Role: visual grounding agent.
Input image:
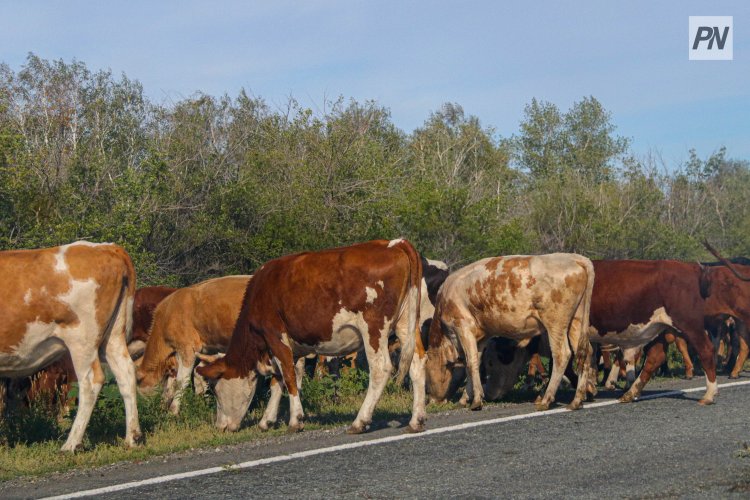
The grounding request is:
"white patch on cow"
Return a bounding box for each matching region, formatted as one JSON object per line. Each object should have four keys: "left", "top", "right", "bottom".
{"left": 591, "top": 307, "right": 674, "bottom": 349}
{"left": 387, "top": 238, "right": 404, "bottom": 248}
{"left": 23, "top": 289, "right": 32, "bottom": 305}
{"left": 427, "top": 259, "right": 448, "bottom": 271}
{"left": 365, "top": 286, "right": 377, "bottom": 304}
{"left": 703, "top": 376, "right": 718, "bottom": 402}
{"left": 0, "top": 321, "right": 67, "bottom": 376}
{"left": 377, "top": 280, "right": 384, "bottom": 288}
{"left": 54, "top": 245, "right": 69, "bottom": 273}
{"left": 301, "top": 307, "right": 366, "bottom": 356}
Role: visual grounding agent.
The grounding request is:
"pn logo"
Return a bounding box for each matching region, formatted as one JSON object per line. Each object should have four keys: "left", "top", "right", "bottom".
{"left": 689, "top": 16, "right": 733, "bottom": 60}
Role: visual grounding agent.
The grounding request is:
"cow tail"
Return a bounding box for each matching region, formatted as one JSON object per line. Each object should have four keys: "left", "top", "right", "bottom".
{"left": 393, "top": 239, "right": 423, "bottom": 384}
{"left": 574, "top": 257, "right": 595, "bottom": 376}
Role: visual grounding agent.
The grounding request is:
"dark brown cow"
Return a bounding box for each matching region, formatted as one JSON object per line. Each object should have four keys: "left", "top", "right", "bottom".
{"left": 129, "top": 286, "right": 178, "bottom": 360}
{"left": 0, "top": 241, "right": 140, "bottom": 451}
{"left": 197, "top": 239, "right": 425, "bottom": 434}
{"left": 586, "top": 260, "right": 719, "bottom": 404}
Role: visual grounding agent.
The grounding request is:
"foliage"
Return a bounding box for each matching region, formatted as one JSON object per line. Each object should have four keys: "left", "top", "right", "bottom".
{"left": 2, "top": 55, "right": 746, "bottom": 284}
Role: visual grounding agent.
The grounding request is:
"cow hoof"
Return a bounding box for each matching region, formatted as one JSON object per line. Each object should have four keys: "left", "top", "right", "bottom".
{"left": 346, "top": 423, "right": 367, "bottom": 434}
{"left": 619, "top": 393, "right": 635, "bottom": 403}
{"left": 287, "top": 423, "right": 304, "bottom": 433}
{"left": 534, "top": 401, "right": 550, "bottom": 411}
{"left": 684, "top": 374, "right": 694, "bottom": 380}
{"left": 60, "top": 442, "right": 83, "bottom": 453}
{"left": 729, "top": 374, "right": 739, "bottom": 380}
{"left": 566, "top": 400, "right": 583, "bottom": 411}
{"left": 125, "top": 431, "right": 143, "bottom": 448}
{"left": 406, "top": 422, "right": 425, "bottom": 433}
{"left": 470, "top": 401, "right": 483, "bottom": 411}
{"left": 698, "top": 398, "right": 715, "bottom": 406}
{"left": 604, "top": 384, "right": 615, "bottom": 390}
{"left": 259, "top": 421, "right": 272, "bottom": 431}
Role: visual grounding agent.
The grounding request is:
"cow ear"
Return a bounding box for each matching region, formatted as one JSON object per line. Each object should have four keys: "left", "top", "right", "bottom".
{"left": 196, "top": 359, "right": 227, "bottom": 380}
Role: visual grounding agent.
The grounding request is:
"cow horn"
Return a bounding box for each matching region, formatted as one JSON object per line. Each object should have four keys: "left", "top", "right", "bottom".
{"left": 195, "top": 352, "right": 224, "bottom": 364}
{"left": 703, "top": 239, "right": 750, "bottom": 281}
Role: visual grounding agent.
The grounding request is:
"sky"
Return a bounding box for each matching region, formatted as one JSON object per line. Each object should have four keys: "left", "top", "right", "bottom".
{"left": 1, "top": 1, "right": 748, "bottom": 166}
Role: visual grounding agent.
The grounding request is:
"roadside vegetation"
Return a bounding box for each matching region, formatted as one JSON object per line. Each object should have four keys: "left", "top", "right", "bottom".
{"left": 1, "top": 54, "right": 749, "bottom": 480}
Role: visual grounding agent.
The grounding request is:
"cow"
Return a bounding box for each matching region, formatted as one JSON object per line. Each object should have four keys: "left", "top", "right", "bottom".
{"left": 129, "top": 286, "right": 178, "bottom": 360}
{"left": 425, "top": 253, "right": 595, "bottom": 412}
{"left": 196, "top": 239, "right": 425, "bottom": 434}
{"left": 0, "top": 241, "right": 141, "bottom": 451}
{"left": 585, "top": 258, "right": 748, "bottom": 405}
{"left": 136, "top": 275, "right": 252, "bottom": 414}
{"left": 0, "top": 285, "right": 175, "bottom": 419}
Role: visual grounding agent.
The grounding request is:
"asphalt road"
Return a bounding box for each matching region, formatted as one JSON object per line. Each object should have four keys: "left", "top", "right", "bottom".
{"left": 4, "top": 375, "right": 750, "bottom": 499}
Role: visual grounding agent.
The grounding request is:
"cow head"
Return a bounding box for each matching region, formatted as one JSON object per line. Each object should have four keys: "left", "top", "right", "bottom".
{"left": 195, "top": 354, "right": 258, "bottom": 432}
{"left": 425, "top": 331, "right": 460, "bottom": 403}
{"left": 136, "top": 355, "right": 177, "bottom": 395}
{"left": 482, "top": 338, "right": 530, "bottom": 401}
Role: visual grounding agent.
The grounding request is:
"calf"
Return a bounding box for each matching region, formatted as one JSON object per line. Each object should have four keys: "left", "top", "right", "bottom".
{"left": 197, "top": 239, "right": 425, "bottom": 434}
{"left": 0, "top": 241, "right": 140, "bottom": 451}
{"left": 425, "top": 253, "right": 594, "bottom": 411}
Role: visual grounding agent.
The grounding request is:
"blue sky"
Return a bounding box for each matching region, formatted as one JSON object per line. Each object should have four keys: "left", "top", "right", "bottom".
{"left": 1, "top": 1, "right": 748, "bottom": 165}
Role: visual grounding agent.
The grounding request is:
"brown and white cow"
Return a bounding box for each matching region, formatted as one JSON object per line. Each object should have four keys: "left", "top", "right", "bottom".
{"left": 0, "top": 241, "right": 141, "bottom": 451}
{"left": 136, "top": 275, "right": 251, "bottom": 414}
{"left": 196, "top": 239, "right": 425, "bottom": 434}
{"left": 425, "top": 254, "right": 594, "bottom": 412}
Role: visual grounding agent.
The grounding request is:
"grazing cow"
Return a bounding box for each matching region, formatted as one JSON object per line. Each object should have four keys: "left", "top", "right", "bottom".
{"left": 129, "top": 286, "right": 178, "bottom": 360}
{"left": 0, "top": 241, "right": 140, "bottom": 451}
{"left": 425, "top": 254, "right": 594, "bottom": 411}
{"left": 196, "top": 239, "right": 425, "bottom": 434}
{"left": 136, "top": 275, "right": 251, "bottom": 414}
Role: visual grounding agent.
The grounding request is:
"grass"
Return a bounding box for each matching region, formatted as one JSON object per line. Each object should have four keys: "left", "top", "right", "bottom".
{"left": 1, "top": 353, "right": 747, "bottom": 483}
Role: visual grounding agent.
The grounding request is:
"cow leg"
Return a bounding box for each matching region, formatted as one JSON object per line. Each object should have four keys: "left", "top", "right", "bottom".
{"left": 604, "top": 355, "right": 620, "bottom": 390}
{"left": 621, "top": 347, "right": 640, "bottom": 388}
{"left": 674, "top": 337, "right": 693, "bottom": 379}
{"left": 259, "top": 375, "right": 283, "bottom": 431}
{"left": 294, "top": 357, "right": 306, "bottom": 391}
{"left": 102, "top": 327, "right": 142, "bottom": 448}
{"left": 61, "top": 355, "right": 105, "bottom": 452}
{"left": 167, "top": 352, "right": 196, "bottom": 415}
{"left": 536, "top": 328, "right": 571, "bottom": 411}
{"left": 730, "top": 323, "right": 749, "bottom": 379}
{"left": 620, "top": 337, "right": 667, "bottom": 403}
{"left": 264, "top": 333, "right": 304, "bottom": 432}
{"left": 458, "top": 329, "right": 484, "bottom": 411}
{"left": 349, "top": 331, "right": 393, "bottom": 434}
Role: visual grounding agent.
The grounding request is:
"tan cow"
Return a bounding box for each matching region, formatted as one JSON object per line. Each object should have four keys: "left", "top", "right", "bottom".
{"left": 426, "top": 254, "right": 594, "bottom": 412}
{"left": 0, "top": 241, "right": 141, "bottom": 451}
{"left": 136, "top": 275, "right": 251, "bottom": 414}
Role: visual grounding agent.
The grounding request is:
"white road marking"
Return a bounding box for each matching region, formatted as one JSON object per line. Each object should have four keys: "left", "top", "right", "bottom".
{"left": 43, "top": 380, "right": 750, "bottom": 499}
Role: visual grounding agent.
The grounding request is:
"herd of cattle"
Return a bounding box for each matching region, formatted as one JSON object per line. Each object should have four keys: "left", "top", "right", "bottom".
{"left": 0, "top": 239, "right": 749, "bottom": 451}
